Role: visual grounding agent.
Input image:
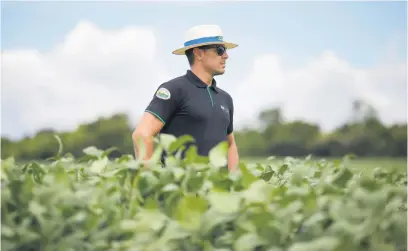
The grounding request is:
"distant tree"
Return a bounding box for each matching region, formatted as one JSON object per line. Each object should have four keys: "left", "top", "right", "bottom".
{"left": 351, "top": 98, "right": 379, "bottom": 123}
{"left": 258, "top": 107, "right": 284, "bottom": 127}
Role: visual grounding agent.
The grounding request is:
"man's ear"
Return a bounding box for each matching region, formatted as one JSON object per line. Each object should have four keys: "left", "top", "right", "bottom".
{"left": 193, "top": 48, "right": 202, "bottom": 61}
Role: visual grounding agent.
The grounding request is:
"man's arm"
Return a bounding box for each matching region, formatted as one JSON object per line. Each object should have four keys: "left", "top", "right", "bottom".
{"left": 132, "top": 112, "right": 164, "bottom": 161}
{"left": 132, "top": 82, "right": 181, "bottom": 162}
{"left": 227, "top": 132, "right": 239, "bottom": 171}
{"left": 226, "top": 95, "right": 238, "bottom": 171}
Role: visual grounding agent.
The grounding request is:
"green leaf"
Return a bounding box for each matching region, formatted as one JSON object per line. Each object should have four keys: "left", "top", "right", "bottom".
{"left": 101, "top": 146, "right": 119, "bottom": 158}
{"left": 120, "top": 219, "right": 139, "bottom": 231}
{"left": 234, "top": 233, "right": 267, "bottom": 251}
{"left": 155, "top": 220, "right": 190, "bottom": 244}
{"left": 1, "top": 225, "right": 15, "bottom": 238}
{"left": 209, "top": 141, "right": 228, "bottom": 168}
{"left": 175, "top": 194, "right": 209, "bottom": 231}
{"left": 168, "top": 135, "right": 195, "bottom": 154}
{"left": 169, "top": 167, "right": 184, "bottom": 182}
{"left": 184, "top": 145, "right": 199, "bottom": 164}
{"left": 83, "top": 146, "right": 104, "bottom": 158}
{"left": 288, "top": 236, "right": 341, "bottom": 251}
{"left": 359, "top": 177, "right": 382, "bottom": 191}
{"left": 116, "top": 153, "right": 133, "bottom": 163}
{"left": 121, "top": 209, "right": 168, "bottom": 233}
{"left": 278, "top": 164, "right": 289, "bottom": 175}
{"left": 162, "top": 183, "right": 179, "bottom": 192}
{"left": 89, "top": 157, "right": 109, "bottom": 174}
{"left": 199, "top": 208, "right": 236, "bottom": 238}
{"left": 183, "top": 167, "right": 206, "bottom": 193}
{"left": 159, "top": 133, "right": 177, "bottom": 150}
{"left": 242, "top": 180, "right": 272, "bottom": 205}
{"left": 260, "top": 165, "right": 275, "bottom": 181}
{"left": 28, "top": 200, "right": 46, "bottom": 217}
{"left": 138, "top": 171, "right": 160, "bottom": 196}
{"left": 159, "top": 166, "right": 174, "bottom": 184}
{"left": 239, "top": 163, "right": 258, "bottom": 188}
{"left": 207, "top": 190, "right": 241, "bottom": 213}
{"left": 332, "top": 167, "right": 353, "bottom": 188}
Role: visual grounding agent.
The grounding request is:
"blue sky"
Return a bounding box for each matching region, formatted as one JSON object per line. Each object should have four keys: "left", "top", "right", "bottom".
{"left": 1, "top": 1, "right": 407, "bottom": 139}
{"left": 3, "top": 1, "right": 406, "bottom": 67}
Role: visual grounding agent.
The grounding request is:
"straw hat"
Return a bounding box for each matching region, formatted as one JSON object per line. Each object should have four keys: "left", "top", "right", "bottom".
{"left": 172, "top": 24, "right": 238, "bottom": 55}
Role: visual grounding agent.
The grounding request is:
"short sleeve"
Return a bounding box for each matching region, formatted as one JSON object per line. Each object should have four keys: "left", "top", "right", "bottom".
{"left": 145, "top": 82, "right": 181, "bottom": 124}
{"left": 227, "top": 95, "right": 234, "bottom": 135}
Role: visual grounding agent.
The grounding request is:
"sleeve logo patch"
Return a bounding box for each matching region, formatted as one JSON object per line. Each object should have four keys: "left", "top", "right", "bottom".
{"left": 156, "top": 87, "right": 171, "bottom": 100}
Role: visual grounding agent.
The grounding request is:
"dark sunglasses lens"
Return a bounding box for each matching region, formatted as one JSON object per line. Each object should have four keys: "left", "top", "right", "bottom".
{"left": 217, "top": 46, "right": 226, "bottom": 56}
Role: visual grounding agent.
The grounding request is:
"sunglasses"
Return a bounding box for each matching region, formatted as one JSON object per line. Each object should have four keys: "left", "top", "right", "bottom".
{"left": 199, "top": 45, "right": 226, "bottom": 56}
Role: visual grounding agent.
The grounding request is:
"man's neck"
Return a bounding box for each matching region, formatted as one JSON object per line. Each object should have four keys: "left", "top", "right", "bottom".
{"left": 191, "top": 66, "right": 213, "bottom": 86}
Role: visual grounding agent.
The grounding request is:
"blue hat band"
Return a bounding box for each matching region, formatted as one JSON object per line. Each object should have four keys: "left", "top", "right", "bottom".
{"left": 184, "top": 36, "right": 224, "bottom": 47}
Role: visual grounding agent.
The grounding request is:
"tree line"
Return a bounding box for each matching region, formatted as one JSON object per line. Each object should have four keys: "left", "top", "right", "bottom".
{"left": 1, "top": 100, "right": 406, "bottom": 161}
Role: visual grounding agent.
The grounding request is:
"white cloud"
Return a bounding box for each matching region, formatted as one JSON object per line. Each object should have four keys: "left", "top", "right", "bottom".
{"left": 2, "top": 20, "right": 172, "bottom": 139}
{"left": 2, "top": 20, "right": 406, "bottom": 139}
{"left": 229, "top": 50, "right": 406, "bottom": 131}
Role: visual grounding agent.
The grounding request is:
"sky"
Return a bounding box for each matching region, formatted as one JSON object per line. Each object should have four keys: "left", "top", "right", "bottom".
{"left": 1, "top": 1, "right": 407, "bottom": 140}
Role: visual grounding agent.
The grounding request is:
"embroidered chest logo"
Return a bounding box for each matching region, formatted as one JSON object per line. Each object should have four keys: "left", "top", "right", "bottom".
{"left": 220, "top": 105, "right": 229, "bottom": 114}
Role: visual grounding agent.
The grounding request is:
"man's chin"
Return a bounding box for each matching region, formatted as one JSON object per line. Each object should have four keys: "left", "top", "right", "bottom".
{"left": 213, "top": 69, "right": 225, "bottom": 76}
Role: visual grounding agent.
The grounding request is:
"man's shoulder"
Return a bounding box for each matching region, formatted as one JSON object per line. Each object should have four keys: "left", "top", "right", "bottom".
{"left": 159, "top": 74, "right": 188, "bottom": 90}
{"left": 154, "top": 75, "right": 188, "bottom": 101}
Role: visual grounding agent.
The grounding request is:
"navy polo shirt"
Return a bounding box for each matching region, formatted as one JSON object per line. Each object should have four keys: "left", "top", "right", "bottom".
{"left": 145, "top": 70, "right": 234, "bottom": 158}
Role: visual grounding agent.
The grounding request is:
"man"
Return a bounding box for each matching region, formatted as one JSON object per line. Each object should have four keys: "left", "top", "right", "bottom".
{"left": 132, "top": 24, "right": 239, "bottom": 171}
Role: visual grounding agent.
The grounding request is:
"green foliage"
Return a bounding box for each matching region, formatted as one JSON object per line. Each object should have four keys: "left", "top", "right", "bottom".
{"left": 2, "top": 136, "right": 407, "bottom": 251}
{"left": 2, "top": 100, "right": 407, "bottom": 161}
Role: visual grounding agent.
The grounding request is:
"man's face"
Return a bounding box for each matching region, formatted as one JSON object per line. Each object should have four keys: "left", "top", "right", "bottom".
{"left": 197, "top": 45, "right": 229, "bottom": 76}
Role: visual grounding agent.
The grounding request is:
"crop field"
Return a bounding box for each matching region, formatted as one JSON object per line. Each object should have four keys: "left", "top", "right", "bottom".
{"left": 1, "top": 136, "right": 407, "bottom": 251}
{"left": 242, "top": 157, "right": 407, "bottom": 173}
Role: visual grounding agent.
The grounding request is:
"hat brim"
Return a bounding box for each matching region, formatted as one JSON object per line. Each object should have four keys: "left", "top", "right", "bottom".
{"left": 172, "top": 41, "right": 238, "bottom": 55}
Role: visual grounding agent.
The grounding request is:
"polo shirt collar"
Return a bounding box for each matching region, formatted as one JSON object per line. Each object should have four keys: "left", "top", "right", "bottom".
{"left": 186, "top": 70, "right": 219, "bottom": 92}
